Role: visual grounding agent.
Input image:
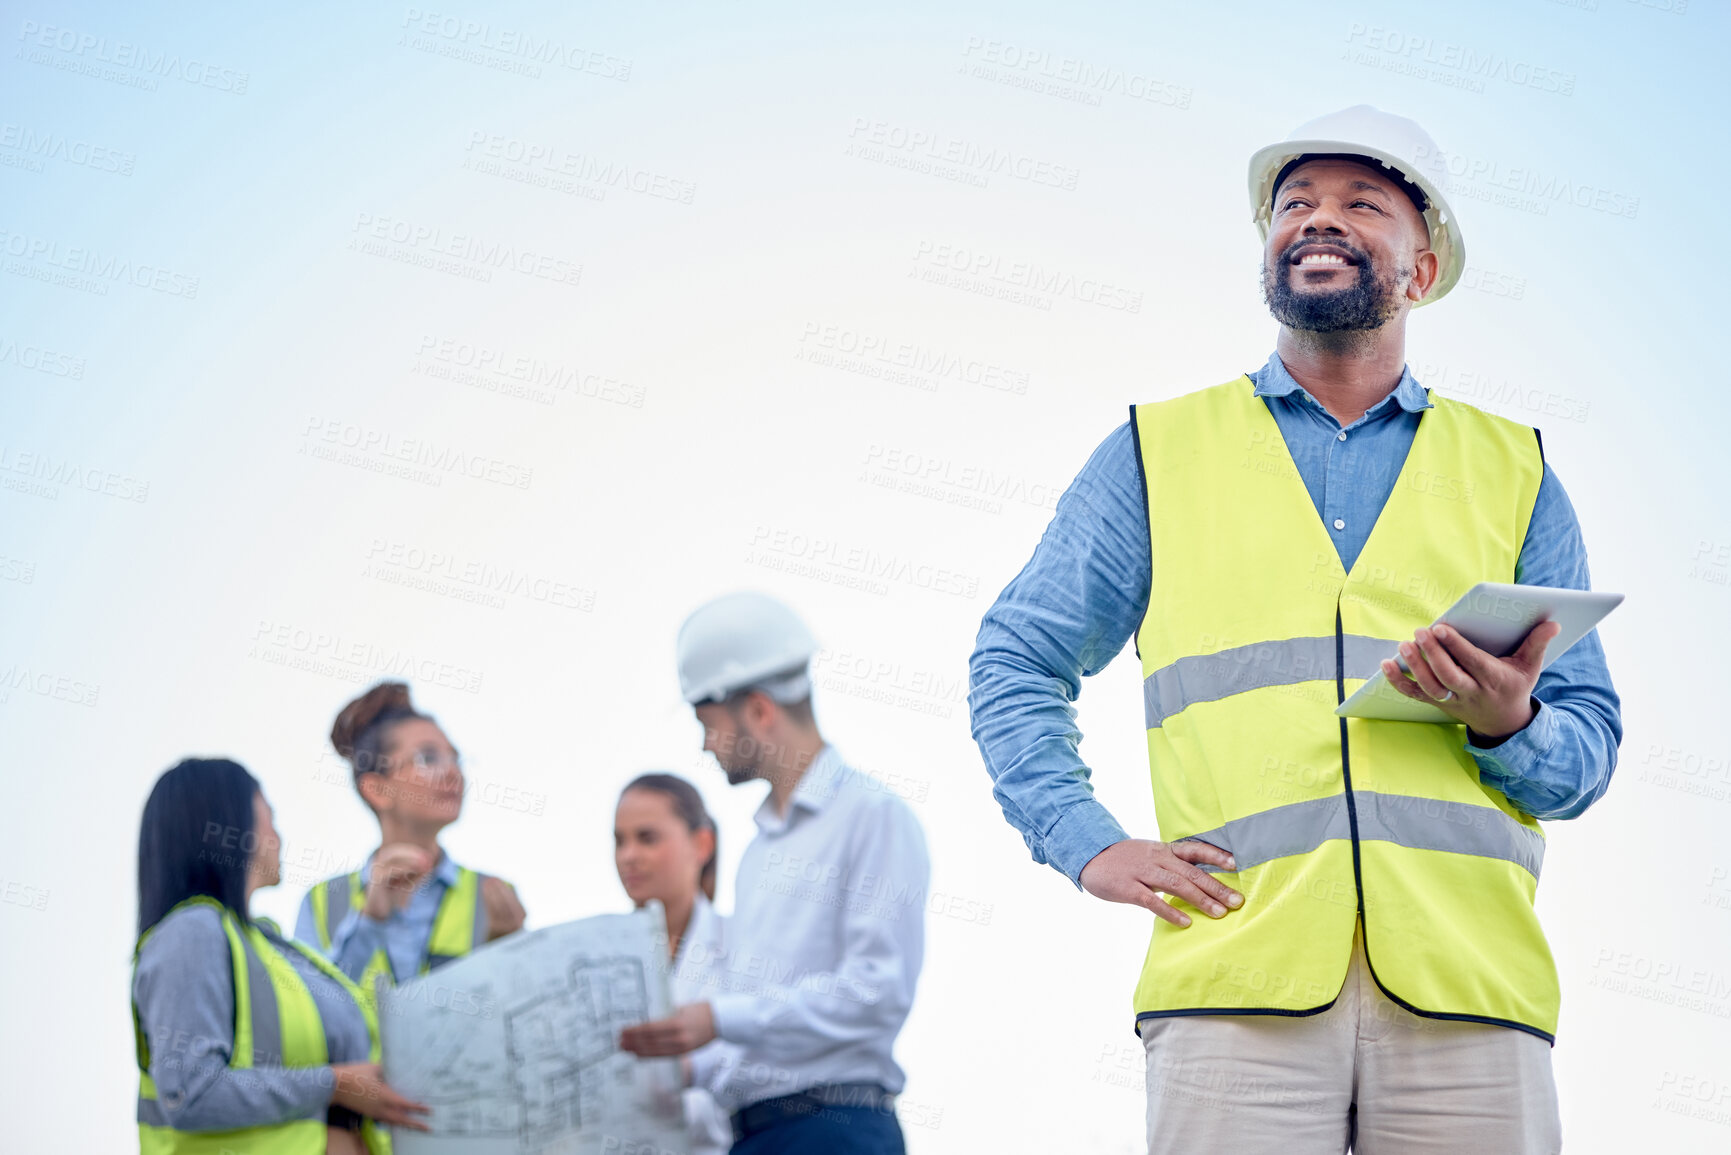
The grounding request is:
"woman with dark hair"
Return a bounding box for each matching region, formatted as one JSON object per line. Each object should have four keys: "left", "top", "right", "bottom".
{"left": 294, "top": 681, "right": 524, "bottom": 990}
{"left": 615, "top": 773, "right": 734, "bottom": 1155}
{"left": 132, "top": 757, "right": 429, "bottom": 1154}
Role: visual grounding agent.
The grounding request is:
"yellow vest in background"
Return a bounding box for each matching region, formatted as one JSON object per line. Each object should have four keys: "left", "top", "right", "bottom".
{"left": 308, "top": 865, "right": 486, "bottom": 994}
{"left": 1130, "top": 377, "right": 1557, "bottom": 1039}
{"left": 133, "top": 897, "right": 390, "bottom": 1154}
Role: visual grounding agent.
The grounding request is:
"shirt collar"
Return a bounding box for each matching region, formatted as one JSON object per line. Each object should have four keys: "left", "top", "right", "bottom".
{"left": 1252, "top": 352, "right": 1432, "bottom": 415}
{"left": 752, "top": 745, "right": 843, "bottom": 832}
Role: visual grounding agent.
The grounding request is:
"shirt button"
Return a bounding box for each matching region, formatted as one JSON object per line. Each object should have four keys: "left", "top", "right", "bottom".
{"left": 1337, "top": 430, "right": 1347, "bottom": 441}
{"left": 1333, "top": 518, "right": 1346, "bottom": 531}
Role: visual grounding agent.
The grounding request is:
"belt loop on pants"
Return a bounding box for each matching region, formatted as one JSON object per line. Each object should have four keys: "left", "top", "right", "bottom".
{"left": 730, "top": 1082, "right": 897, "bottom": 1143}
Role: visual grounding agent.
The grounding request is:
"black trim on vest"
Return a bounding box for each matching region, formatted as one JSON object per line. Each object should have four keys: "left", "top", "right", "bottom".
{"left": 1334, "top": 607, "right": 1367, "bottom": 923}
{"left": 1128, "top": 404, "right": 1151, "bottom": 662}
{"left": 1135, "top": 1002, "right": 1339, "bottom": 1034}
{"left": 1129, "top": 390, "right": 1557, "bottom": 1044}
{"left": 1337, "top": 611, "right": 1558, "bottom": 1047}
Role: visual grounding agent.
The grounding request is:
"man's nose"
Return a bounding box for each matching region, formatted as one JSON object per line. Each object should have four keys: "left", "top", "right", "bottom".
{"left": 1301, "top": 198, "right": 1349, "bottom": 235}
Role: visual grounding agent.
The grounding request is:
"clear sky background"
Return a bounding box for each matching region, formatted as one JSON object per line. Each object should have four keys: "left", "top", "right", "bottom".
{"left": 3, "top": 1, "right": 1728, "bottom": 1151}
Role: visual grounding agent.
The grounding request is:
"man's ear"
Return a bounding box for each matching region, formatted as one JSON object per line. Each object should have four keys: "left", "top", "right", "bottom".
{"left": 744, "top": 690, "right": 776, "bottom": 730}
{"left": 1407, "top": 247, "right": 1440, "bottom": 302}
{"left": 357, "top": 772, "right": 392, "bottom": 813}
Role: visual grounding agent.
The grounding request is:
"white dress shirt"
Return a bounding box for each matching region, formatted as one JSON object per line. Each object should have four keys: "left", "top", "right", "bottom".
{"left": 708, "top": 745, "right": 930, "bottom": 1111}
{"left": 671, "top": 893, "right": 737, "bottom": 1154}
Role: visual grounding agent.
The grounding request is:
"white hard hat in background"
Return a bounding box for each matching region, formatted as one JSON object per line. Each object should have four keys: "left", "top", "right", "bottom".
{"left": 1247, "top": 104, "right": 1465, "bottom": 305}
{"left": 676, "top": 591, "right": 818, "bottom": 706}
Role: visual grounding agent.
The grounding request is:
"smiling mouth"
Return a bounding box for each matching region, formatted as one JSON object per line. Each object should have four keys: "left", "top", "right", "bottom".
{"left": 1291, "top": 249, "right": 1358, "bottom": 268}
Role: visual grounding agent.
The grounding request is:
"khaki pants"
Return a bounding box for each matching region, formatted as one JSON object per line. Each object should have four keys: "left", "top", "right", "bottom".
{"left": 1138, "top": 923, "right": 1562, "bottom": 1154}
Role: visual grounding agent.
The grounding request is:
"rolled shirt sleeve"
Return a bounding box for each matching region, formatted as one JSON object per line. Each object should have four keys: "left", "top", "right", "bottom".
{"left": 968, "top": 422, "right": 1146, "bottom": 886}
{"left": 1467, "top": 462, "right": 1623, "bottom": 818}
{"left": 133, "top": 906, "right": 334, "bottom": 1132}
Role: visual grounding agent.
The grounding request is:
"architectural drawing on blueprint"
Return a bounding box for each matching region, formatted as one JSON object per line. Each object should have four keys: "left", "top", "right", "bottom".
{"left": 507, "top": 956, "right": 650, "bottom": 1149}
{"left": 382, "top": 904, "right": 688, "bottom": 1155}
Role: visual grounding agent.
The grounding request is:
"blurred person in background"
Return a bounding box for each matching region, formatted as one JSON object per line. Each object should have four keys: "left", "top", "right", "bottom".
{"left": 621, "top": 591, "right": 929, "bottom": 1155}
{"left": 614, "top": 772, "right": 736, "bottom": 1155}
{"left": 133, "top": 757, "right": 429, "bottom": 1154}
{"left": 295, "top": 681, "right": 524, "bottom": 991}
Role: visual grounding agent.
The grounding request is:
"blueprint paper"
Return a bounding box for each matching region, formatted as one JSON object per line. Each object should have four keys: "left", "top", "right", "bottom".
{"left": 380, "top": 904, "right": 690, "bottom": 1155}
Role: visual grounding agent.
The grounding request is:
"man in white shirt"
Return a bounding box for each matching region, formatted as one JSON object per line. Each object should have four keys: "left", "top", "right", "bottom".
{"left": 621, "top": 591, "right": 929, "bottom": 1154}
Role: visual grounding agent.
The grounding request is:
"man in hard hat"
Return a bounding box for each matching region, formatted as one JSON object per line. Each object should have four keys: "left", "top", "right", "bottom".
{"left": 969, "top": 106, "right": 1619, "bottom": 1153}
{"left": 621, "top": 591, "right": 930, "bottom": 1155}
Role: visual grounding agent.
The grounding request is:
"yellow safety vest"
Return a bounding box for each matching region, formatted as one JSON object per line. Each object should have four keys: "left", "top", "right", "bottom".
{"left": 1130, "top": 377, "right": 1558, "bottom": 1040}
{"left": 133, "top": 897, "right": 391, "bottom": 1154}
{"left": 308, "top": 865, "right": 487, "bottom": 995}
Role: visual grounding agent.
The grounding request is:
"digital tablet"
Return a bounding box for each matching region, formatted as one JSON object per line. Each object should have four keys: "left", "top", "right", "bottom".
{"left": 1335, "top": 582, "right": 1623, "bottom": 723}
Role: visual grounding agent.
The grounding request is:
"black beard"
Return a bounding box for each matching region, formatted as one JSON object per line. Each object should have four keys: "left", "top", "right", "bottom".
{"left": 1262, "top": 242, "right": 1406, "bottom": 333}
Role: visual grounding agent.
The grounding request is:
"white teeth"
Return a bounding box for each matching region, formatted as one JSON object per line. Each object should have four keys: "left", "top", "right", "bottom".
{"left": 1298, "top": 253, "right": 1348, "bottom": 265}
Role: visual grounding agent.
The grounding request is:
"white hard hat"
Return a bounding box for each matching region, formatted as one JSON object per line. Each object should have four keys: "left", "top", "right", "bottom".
{"left": 1247, "top": 104, "right": 1464, "bottom": 305}
{"left": 676, "top": 591, "right": 818, "bottom": 706}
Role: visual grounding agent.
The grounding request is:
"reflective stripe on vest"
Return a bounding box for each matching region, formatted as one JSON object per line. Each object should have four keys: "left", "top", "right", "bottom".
{"left": 1130, "top": 377, "right": 1559, "bottom": 1040}
{"left": 133, "top": 899, "right": 326, "bottom": 1154}
{"left": 310, "top": 865, "right": 487, "bottom": 988}
{"left": 133, "top": 899, "right": 391, "bottom": 1155}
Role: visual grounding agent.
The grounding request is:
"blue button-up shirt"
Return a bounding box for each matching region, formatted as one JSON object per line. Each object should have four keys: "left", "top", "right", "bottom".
{"left": 294, "top": 850, "right": 465, "bottom": 982}
{"left": 967, "top": 353, "right": 1622, "bottom": 887}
